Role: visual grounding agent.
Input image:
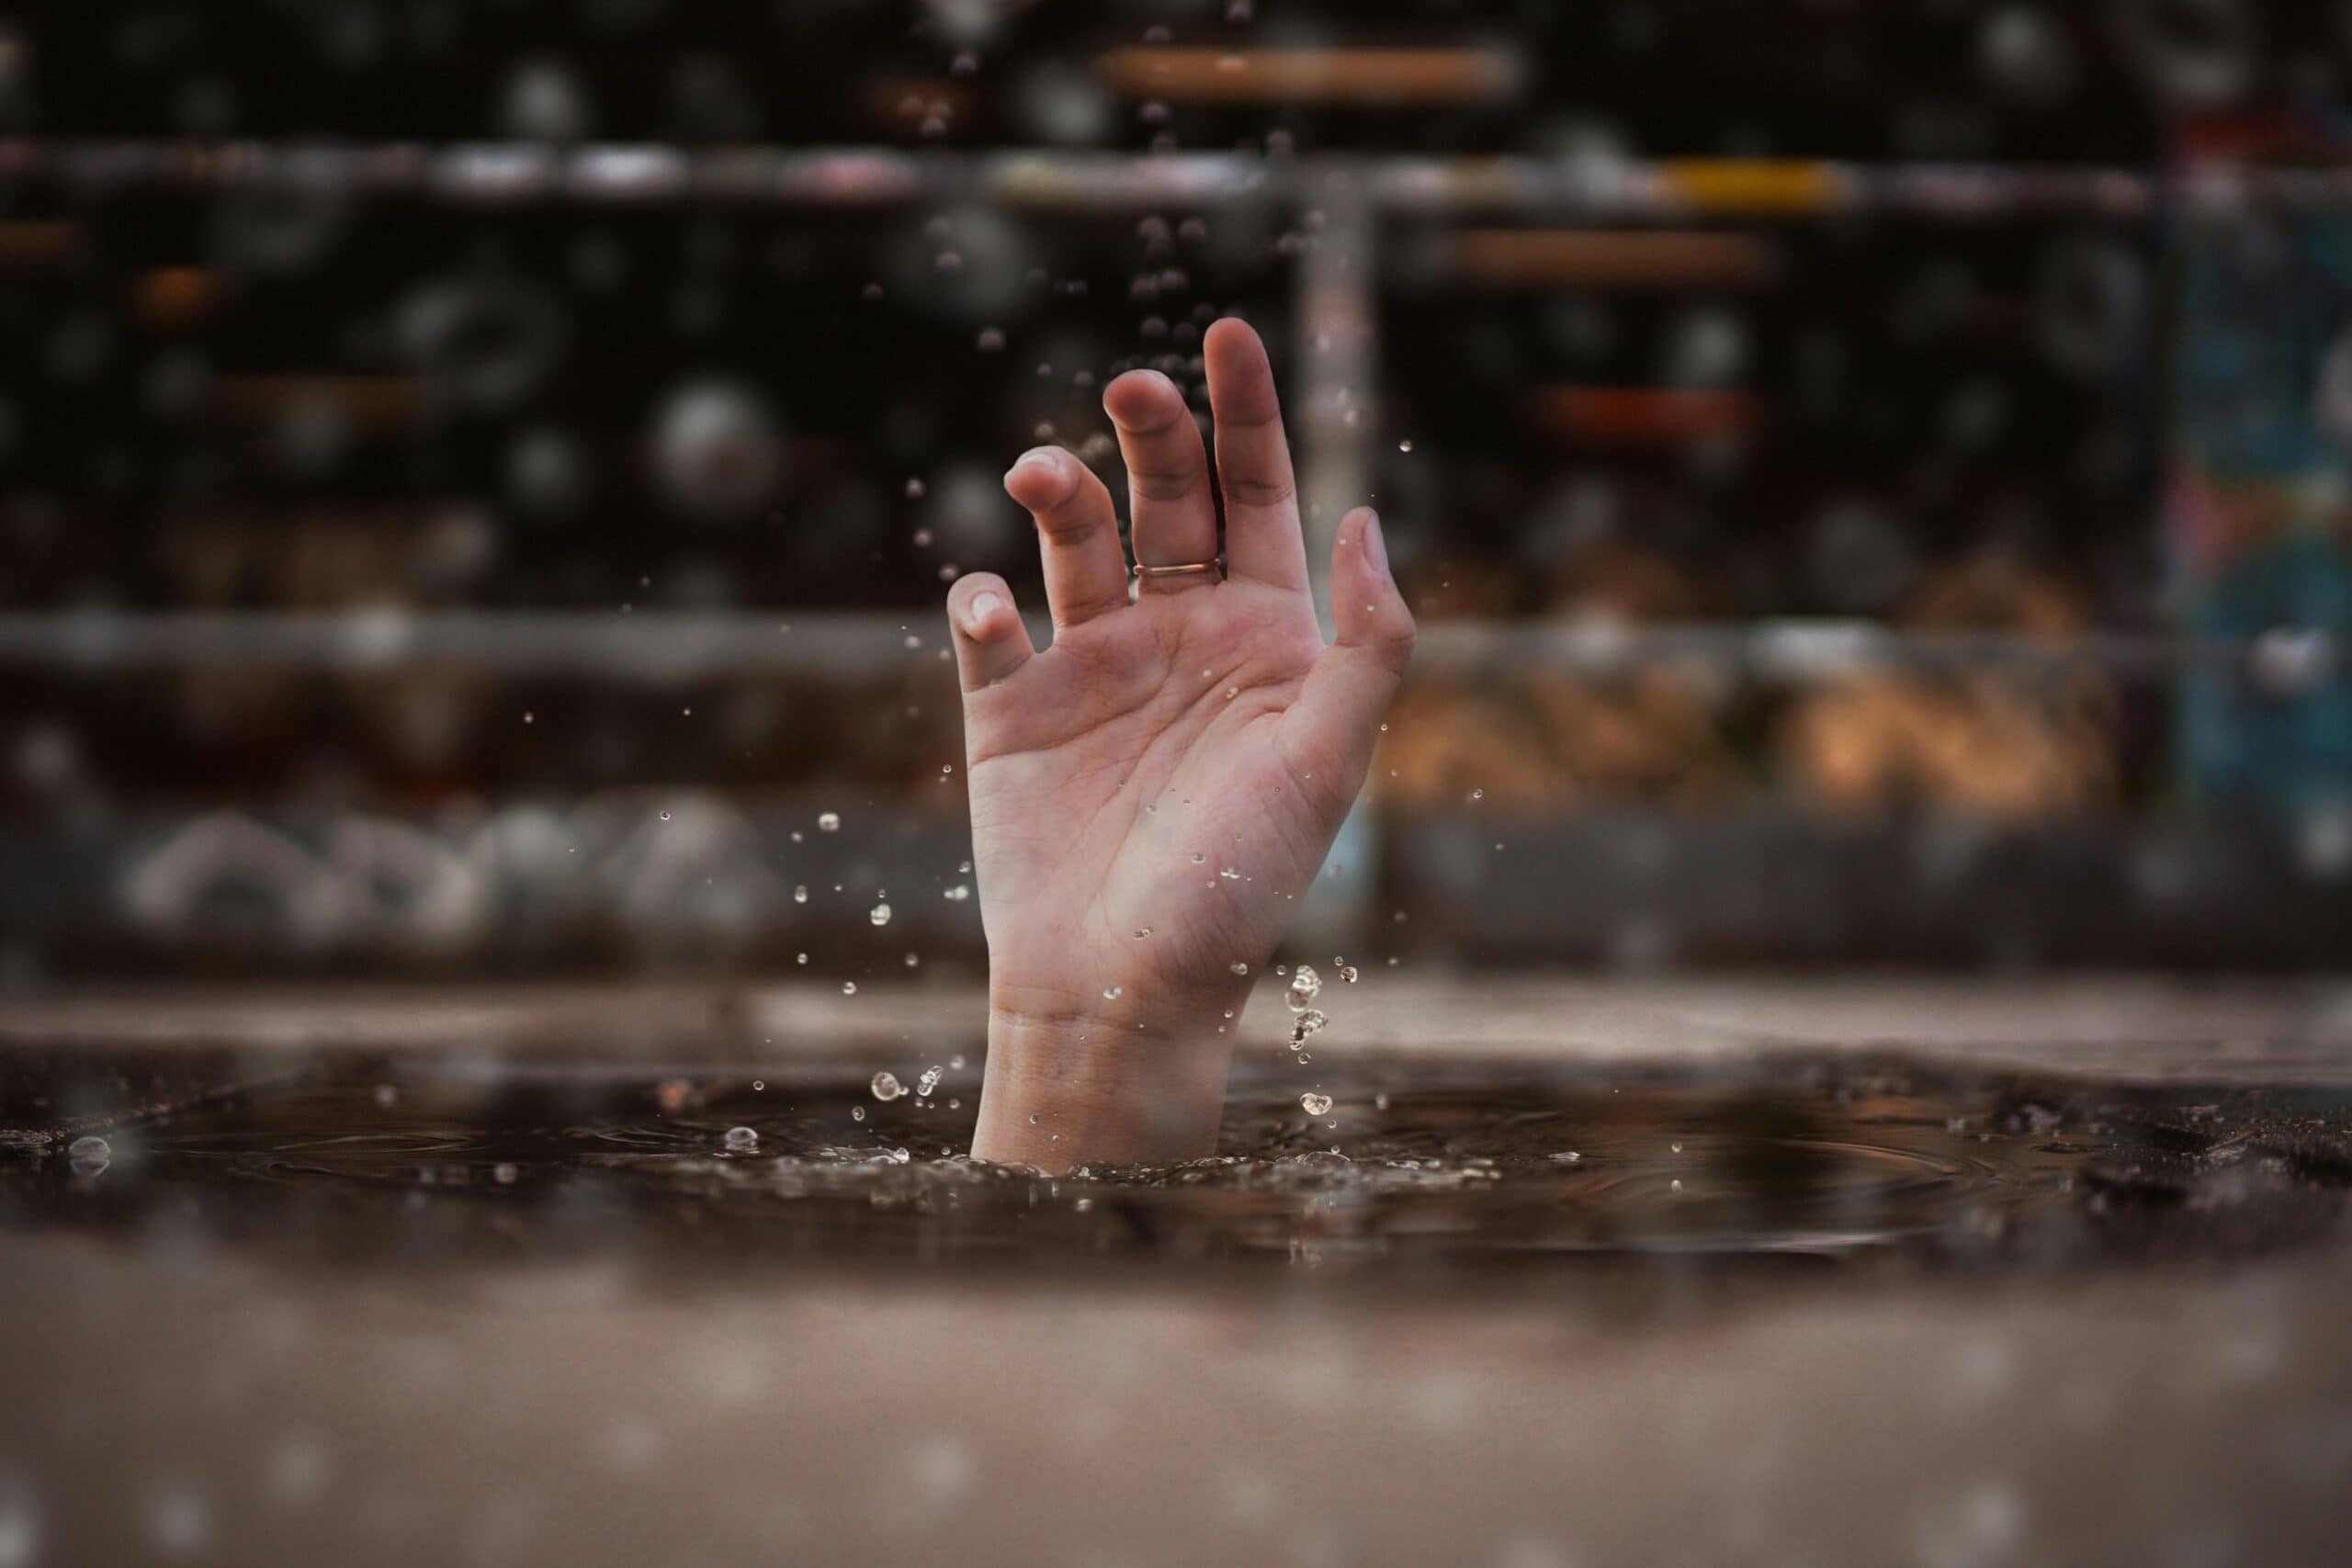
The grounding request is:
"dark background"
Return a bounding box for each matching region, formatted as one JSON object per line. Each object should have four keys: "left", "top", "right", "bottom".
{"left": 2, "top": 0, "right": 2348, "bottom": 977}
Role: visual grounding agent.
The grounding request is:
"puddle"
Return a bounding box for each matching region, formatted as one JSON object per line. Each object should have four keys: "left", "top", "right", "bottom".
{"left": 6, "top": 1049, "right": 2348, "bottom": 1292}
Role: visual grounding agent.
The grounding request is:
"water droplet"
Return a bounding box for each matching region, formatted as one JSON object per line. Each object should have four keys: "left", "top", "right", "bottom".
{"left": 794, "top": 885, "right": 808, "bottom": 904}
{"left": 723, "top": 1125, "right": 760, "bottom": 1153}
{"left": 1337, "top": 964, "right": 1360, "bottom": 983}
{"left": 1132, "top": 927, "right": 1152, "bottom": 939}
{"left": 949, "top": 1055, "right": 966, "bottom": 1070}
{"left": 841, "top": 981, "right": 858, "bottom": 996}
{"left": 1300, "top": 1093, "right": 1333, "bottom": 1116}
{"left": 1397, "top": 439, "right": 1413, "bottom": 452}
{"left": 1219, "top": 866, "right": 1240, "bottom": 880}
{"left": 67, "top": 1134, "right": 111, "bottom": 1174}
{"left": 818, "top": 811, "right": 841, "bottom": 832}
{"left": 870, "top": 902, "right": 892, "bottom": 927}
{"left": 1191, "top": 852, "right": 1206, "bottom": 863}
{"left": 1229, "top": 961, "right": 1250, "bottom": 976}
{"left": 871, "top": 1072, "right": 903, "bottom": 1101}
{"left": 1469, "top": 788, "right": 1485, "bottom": 802}
{"left": 1670, "top": 1142, "right": 1683, "bottom": 1154}
{"left": 659, "top": 809, "right": 672, "bottom": 821}
{"left": 1289, "top": 1010, "right": 1329, "bottom": 1045}
{"left": 372, "top": 1084, "right": 398, "bottom": 1109}
{"left": 1224, "top": 686, "right": 1239, "bottom": 699}
{"left": 852, "top": 1105, "right": 866, "bottom": 1122}
{"left": 1102, "top": 986, "right": 1124, "bottom": 999}
{"left": 1284, "top": 964, "right": 1323, "bottom": 1011}
{"left": 916, "top": 1066, "right": 944, "bottom": 1097}
{"left": 944, "top": 884, "right": 971, "bottom": 902}
{"left": 1670, "top": 1178, "right": 1684, "bottom": 1193}
{"left": 493, "top": 1162, "right": 518, "bottom": 1184}
{"left": 977, "top": 326, "right": 1005, "bottom": 352}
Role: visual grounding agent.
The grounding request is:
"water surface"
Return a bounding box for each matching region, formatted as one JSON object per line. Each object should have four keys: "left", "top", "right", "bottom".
{"left": 7, "top": 1048, "right": 2348, "bottom": 1295}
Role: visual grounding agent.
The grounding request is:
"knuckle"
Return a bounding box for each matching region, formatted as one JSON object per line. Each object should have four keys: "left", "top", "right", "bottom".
{"left": 1036, "top": 511, "right": 1104, "bottom": 544}
{"left": 1222, "top": 475, "right": 1295, "bottom": 508}
{"left": 1215, "top": 400, "right": 1282, "bottom": 431}
{"left": 1130, "top": 466, "right": 1204, "bottom": 502}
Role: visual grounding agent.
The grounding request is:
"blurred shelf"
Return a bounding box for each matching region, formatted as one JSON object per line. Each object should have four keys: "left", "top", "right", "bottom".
{"left": 2, "top": 140, "right": 2329, "bottom": 218}
{"left": 0, "top": 610, "right": 2335, "bottom": 685}
{"left": 0, "top": 610, "right": 946, "bottom": 681}
{"left": 4, "top": 798, "right": 2346, "bottom": 978}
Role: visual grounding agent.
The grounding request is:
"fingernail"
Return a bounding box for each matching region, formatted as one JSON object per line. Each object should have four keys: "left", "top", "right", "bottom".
{"left": 1005, "top": 448, "right": 1058, "bottom": 483}
{"left": 966, "top": 590, "right": 1004, "bottom": 633}
{"left": 1360, "top": 510, "right": 1389, "bottom": 579}
{"left": 1103, "top": 368, "right": 1179, "bottom": 421}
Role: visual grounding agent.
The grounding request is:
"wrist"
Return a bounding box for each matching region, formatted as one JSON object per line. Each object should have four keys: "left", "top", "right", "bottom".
{"left": 970, "top": 977, "right": 1241, "bottom": 1172}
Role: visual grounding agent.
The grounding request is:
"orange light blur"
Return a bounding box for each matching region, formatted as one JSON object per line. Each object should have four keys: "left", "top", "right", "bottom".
{"left": 1537, "top": 388, "right": 1757, "bottom": 446}
{"left": 211, "top": 377, "right": 425, "bottom": 427}
{"left": 1453, "top": 230, "right": 1777, "bottom": 289}
{"left": 1095, "top": 47, "right": 1517, "bottom": 105}
{"left": 133, "top": 267, "right": 221, "bottom": 327}
{"left": 1657, "top": 160, "right": 1849, "bottom": 215}
{"left": 0, "top": 220, "right": 75, "bottom": 265}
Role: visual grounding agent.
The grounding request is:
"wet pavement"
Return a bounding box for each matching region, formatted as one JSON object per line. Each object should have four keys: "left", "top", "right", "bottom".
{"left": 3, "top": 976, "right": 2349, "bottom": 1565}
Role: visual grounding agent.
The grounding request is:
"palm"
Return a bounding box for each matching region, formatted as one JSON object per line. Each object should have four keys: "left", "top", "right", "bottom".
{"left": 966, "top": 579, "right": 1330, "bottom": 1010}
{"left": 945, "top": 319, "right": 1413, "bottom": 1033}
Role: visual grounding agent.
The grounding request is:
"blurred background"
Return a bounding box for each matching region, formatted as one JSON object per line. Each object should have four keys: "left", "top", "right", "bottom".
{"left": 13, "top": 10, "right": 2352, "bottom": 1568}
{"left": 3, "top": 0, "right": 2351, "bottom": 983}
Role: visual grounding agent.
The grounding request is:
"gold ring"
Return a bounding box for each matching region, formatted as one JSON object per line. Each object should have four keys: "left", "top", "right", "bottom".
{"left": 1132, "top": 558, "right": 1223, "bottom": 580}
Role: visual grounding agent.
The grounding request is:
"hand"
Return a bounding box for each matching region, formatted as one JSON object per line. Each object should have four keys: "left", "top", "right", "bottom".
{"left": 944, "top": 318, "right": 1415, "bottom": 1171}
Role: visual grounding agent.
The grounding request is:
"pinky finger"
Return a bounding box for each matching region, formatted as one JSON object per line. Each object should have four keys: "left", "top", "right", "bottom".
{"left": 946, "top": 572, "right": 1036, "bottom": 691}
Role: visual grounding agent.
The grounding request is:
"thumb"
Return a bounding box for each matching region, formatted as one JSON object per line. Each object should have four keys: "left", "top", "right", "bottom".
{"left": 1282, "top": 507, "right": 1416, "bottom": 799}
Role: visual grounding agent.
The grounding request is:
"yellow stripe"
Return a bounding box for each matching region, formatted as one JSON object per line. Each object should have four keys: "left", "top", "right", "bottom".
{"left": 1658, "top": 161, "right": 1849, "bottom": 215}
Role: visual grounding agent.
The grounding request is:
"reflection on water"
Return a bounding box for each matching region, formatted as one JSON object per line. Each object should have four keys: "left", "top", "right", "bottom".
{"left": 6, "top": 1050, "right": 2347, "bottom": 1288}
